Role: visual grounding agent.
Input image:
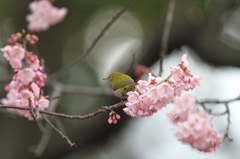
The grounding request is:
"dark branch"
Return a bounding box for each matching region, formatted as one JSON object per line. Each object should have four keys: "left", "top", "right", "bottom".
{"left": 0, "top": 101, "right": 125, "bottom": 120}
{"left": 159, "top": 0, "right": 176, "bottom": 76}
{"left": 28, "top": 99, "right": 37, "bottom": 122}
{"left": 197, "top": 97, "right": 239, "bottom": 142}
{"left": 41, "top": 114, "right": 76, "bottom": 147}
{"left": 197, "top": 96, "right": 240, "bottom": 104}
{"left": 224, "top": 103, "right": 233, "bottom": 142}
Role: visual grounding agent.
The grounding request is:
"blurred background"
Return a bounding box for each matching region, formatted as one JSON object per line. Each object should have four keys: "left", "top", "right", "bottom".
{"left": 0, "top": 0, "right": 240, "bottom": 159}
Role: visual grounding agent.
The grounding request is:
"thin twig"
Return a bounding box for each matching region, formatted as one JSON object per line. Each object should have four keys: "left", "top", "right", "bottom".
{"left": 197, "top": 98, "right": 236, "bottom": 142}
{"left": 0, "top": 101, "right": 125, "bottom": 120}
{"left": 28, "top": 99, "right": 37, "bottom": 122}
{"left": 199, "top": 103, "right": 228, "bottom": 116}
{"left": 224, "top": 103, "right": 233, "bottom": 142}
{"left": 197, "top": 96, "right": 240, "bottom": 104}
{"left": 52, "top": 117, "right": 67, "bottom": 134}
{"left": 159, "top": 0, "right": 176, "bottom": 76}
{"left": 52, "top": 0, "right": 138, "bottom": 79}
{"left": 41, "top": 114, "right": 77, "bottom": 147}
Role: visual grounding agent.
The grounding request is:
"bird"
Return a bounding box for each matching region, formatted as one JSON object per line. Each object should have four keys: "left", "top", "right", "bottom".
{"left": 103, "top": 72, "right": 136, "bottom": 99}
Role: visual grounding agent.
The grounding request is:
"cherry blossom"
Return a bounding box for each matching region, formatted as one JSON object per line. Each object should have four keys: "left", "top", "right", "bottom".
{"left": 26, "top": 0, "right": 68, "bottom": 32}
{"left": 1, "top": 45, "right": 25, "bottom": 69}
{"left": 124, "top": 54, "right": 201, "bottom": 117}
{"left": 0, "top": 33, "right": 49, "bottom": 120}
{"left": 169, "top": 95, "right": 224, "bottom": 152}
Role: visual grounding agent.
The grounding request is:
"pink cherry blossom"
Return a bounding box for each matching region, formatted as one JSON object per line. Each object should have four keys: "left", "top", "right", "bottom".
{"left": 170, "top": 66, "right": 183, "bottom": 80}
{"left": 190, "top": 75, "right": 202, "bottom": 86}
{"left": 136, "top": 80, "right": 149, "bottom": 93}
{"left": 9, "top": 58, "right": 22, "bottom": 69}
{"left": 31, "top": 82, "right": 40, "bottom": 97}
{"left": 26, "top": 54, "right": 40, "bottom": 70}
{"left": 48, "top": 7, "right": 68, "bottom": 25}
{"left": 167, "top": 95, "right": 196, "bottom": 124}
{"left": 27, "top": 13, "right": 50, "bottom": 32}
{"left": 1, "top": 45, "right": 25, "bottom": 69}
{"left": 39, "top": 98, "right": 49, "bottom": 110}
{"left": 174, "top": 111, "right": 224, "bottom": 152}
{"left": 26, "top": 0, "right": 68, "bottom": 32}
{"left": 124, "top": 54, "right": 202, "bottom": 118}
{"left": 17, "top": 68, "right": 36, "bottom": 85}
{"left": 15, "top": 99, "right": 29, "bottom": 107}
{"left": 1, "top": 45, "right": 13, "bottom": 61}
{"left": 1, "top": 33, "right": 49, "bottom": 120}
{"left": 3, "top": 90, "right": 18, "bottom": 105}
{"left": 169, "top": 95, "right": 224, "bottom": 152}
{"left": 157, "top": 83, "right": 174, "bottom": 98}
{"left": 148, "top": 73, "right": 162, "bottom": 85}
{"left": 146, "top": 87, "right": 160, "bottom": 103}
{"left": 9, "top": 81, "right": 21, "bottom": 90}
{"left": 124, "top": 98, "right": 158, "bottom": 117}
{"left": 181, "top": 54, "right": 189, "bottom": 69}
{"left": 19, "top": 89, "right": 34, "bottom": 100}
{"left": 12, "top": 46, "right": 25, "bottom": 60}
{"left": 127, "top": 91, "right": 141, "bottom": 104}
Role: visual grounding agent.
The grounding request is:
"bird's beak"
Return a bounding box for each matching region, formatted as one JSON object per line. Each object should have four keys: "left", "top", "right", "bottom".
{"left": 103, "top": 78, "right": 107, "bottom": 80}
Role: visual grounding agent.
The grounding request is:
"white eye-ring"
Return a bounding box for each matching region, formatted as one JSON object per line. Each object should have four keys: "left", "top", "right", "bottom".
{"left": 109, "top": 76, "right": 112, "bottom": 80}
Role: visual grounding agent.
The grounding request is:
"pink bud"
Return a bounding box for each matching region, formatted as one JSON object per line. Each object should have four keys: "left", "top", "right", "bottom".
{"left": 112, "top": 115, "right": 116, "bottom": 120}
{"left": 8, "top": 34, "right": 18, "bottom": 44}
{"left": 30, "top": 35, "right": 39, "bottom": 45}
{"left": 108, "top": 117, "right": 113, "bottom": 124}
{"left": 112, "top": 119, "right": 117, "bottom": 124}
{"left": 115, "top": 114, "right": 121, "bottom": 120}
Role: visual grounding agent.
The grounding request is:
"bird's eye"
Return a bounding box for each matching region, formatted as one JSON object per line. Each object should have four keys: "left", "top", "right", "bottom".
{"left": 109, "top": 76, "right": 112, "bottom": 80}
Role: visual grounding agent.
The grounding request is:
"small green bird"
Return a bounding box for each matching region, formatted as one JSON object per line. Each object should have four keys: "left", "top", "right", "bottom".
{"left": 103, "top": 72, "right": 136, "bottom": 99}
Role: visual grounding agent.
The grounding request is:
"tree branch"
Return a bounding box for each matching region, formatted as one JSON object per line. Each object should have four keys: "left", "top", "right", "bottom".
{"left": 159, "top": 0, "right": 176, "bottom": 76}
{"left": 197, "top": 96, "right": 239, "bottom": 142}
{"left": 0, "top": 101, "right": 125, "bottom": 120}
{"left": 28, "top": 99, "right": 37, "bottom": 122}
{"left": 41, "top": 114, "right": 76, "bottom": 147}
{"left": 224, "top": 103, "right": 232, "bottom": 142}
{"left": 197, "top": 96, "right": 240, "bottom": 104}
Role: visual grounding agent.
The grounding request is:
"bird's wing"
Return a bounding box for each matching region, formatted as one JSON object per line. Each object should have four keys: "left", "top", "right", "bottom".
{"left": 113, "top": 76, "right": 135, "bottom": 90}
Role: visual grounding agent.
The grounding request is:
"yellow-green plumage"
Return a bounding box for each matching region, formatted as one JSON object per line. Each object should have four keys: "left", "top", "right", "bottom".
{"left": 103, "top": 72, "right": 136, "bottom": 99}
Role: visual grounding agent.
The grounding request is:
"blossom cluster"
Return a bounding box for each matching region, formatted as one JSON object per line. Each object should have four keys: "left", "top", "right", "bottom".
{"left": 26, "top": 0, "right": 68, "bottom": 32}
{"left": 0, "top": 33, "right": 49, "bottom": 120}
{"left": 168, "top": 95, "right": 224, "bottom": 152}
{"left": 123, "top": 54, "right": 201, "bottom": 117}
{"left": 108, "top": 110, "right": 121, "bottom": 124}
{"left": 123, "top": 54, "right": 223, "bottom": 152}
